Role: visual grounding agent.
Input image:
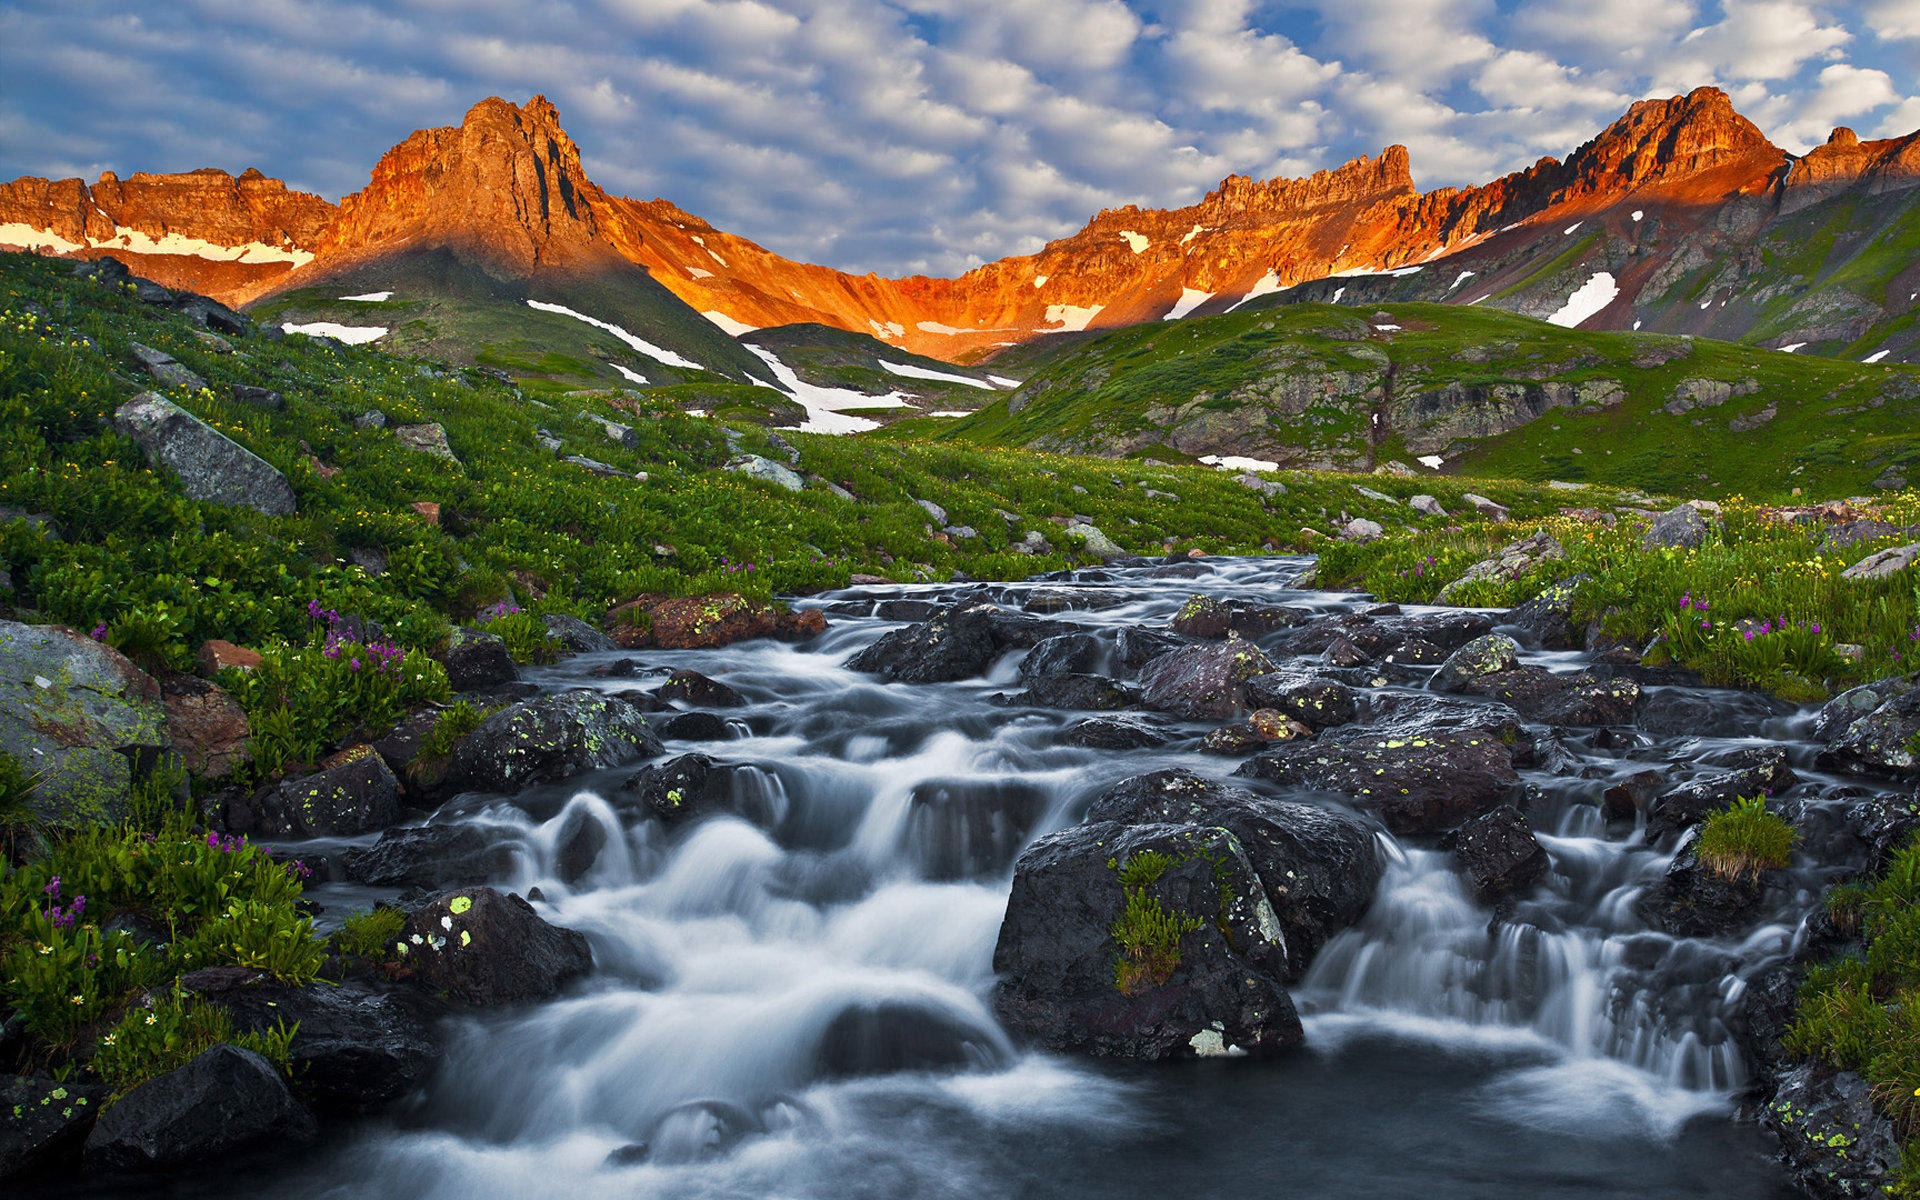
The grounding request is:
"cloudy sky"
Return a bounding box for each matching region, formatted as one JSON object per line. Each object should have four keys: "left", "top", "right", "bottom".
{"left": 2, "top": 1, "right": 1915, "bottom": 276}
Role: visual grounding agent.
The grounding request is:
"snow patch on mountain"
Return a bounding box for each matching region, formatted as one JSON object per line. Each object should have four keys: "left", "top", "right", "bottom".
{"left": 1227, "top": 270, "right": 1283, "bottom": 312}
{"left": 1118, "top": 231, "right": 1149, "bottom": 253}
{"left": 701, "top": 310, "right": 758, "bottom": 337}
{"left": 879, "top": 360, "right": 995, "bottom": 390}
{"left": 1546, "top": 272, "right": 1618, "bottom": 328}
{"left": 1163, "top": 288, "right": 1212, "bottom": 321}
{"left": 1044, "top": 304, "right": 1103, "bottom": 331}
{"left": 341, "top": 291, "right": 392, "bottom": 302}
{"left": 525, "top": 300, "right": 707, "bottom": 371}
{"left": 745, "top": 345, "right": 911, "bottom": 435}
{"left": 282, "top": 322, "right": 386, "bottom": 344}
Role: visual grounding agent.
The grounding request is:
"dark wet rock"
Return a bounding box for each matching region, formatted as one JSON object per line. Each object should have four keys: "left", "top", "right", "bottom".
{"left": 1062, "top": 716, "right": 1173, "bottom": 750}
{"left": 1, "top": 1074, "right": 103, "bottom": 1182}
{"left": 1019, "top": 631, "right": 1106, "bottom": 679}
{"left": 183, "top": 970, "right": 439, "bottom": 1114}
{"left": 1198, "top": 724, "right": 1269, "bottom": 756}
{"left": 1819, "top": 676, "right": 1920, "bottom": 779}
{"left": 1641, "top": 504, "right": 1714, "bottom": 550}
{"left": 1502, "top": 576, "right": 1589, "bottom": 650}
{"left": 620, "top": 753, "right": 780, "bottom": 827}
{"left": 904, "top": 778, "right": 1047, "bottom": 880}
{"left": 656, "top": 711, "right": 734, "bottom": 741}
{"left": 1636, "top": 842, "right": 1774, "bottom": 937}
{"left": 995, "top": 674, "right": 1141, "bottom": 711}
{"left": 1732, "top": 963, "right": 1801, "bottom": 1079}
{"left": 1138, "top": 637, "right": 1277, "bottom": 720}
{"left": 1168, "top": 595, "right": 1311, "bottom": 639}
{"left": 1243, "top": 670, "right": 1358, "bottom": 730}
{"left": 1465, "top": 666, "right": 1643, "bottom": 727}
{"left": 542, "top": 614, "right": 616, "bottom": 654}
{"left": 849, "top": 602, "right": 1065, "bottom": 683}
{"left": 1387, "top": 635, "right": 1448, "bottom": 666}
{"left": 1394, "top": 611, "right": 1499, "bottom": 653}
{"left": 875, "top": 599, "right": 940, "bottom": 622}
{"left": 1282, "top": 614, "right": 1402, "bottom": 662}
{"left": 1115, "top": 626, "right": 1185, "bottom": 668}
{"left": 1433, "top": 634, "right": 1521, "bottom": 692}
{"left": 1085, "top": 769, "right": 1380, "bottom": 976}
{"left": 1238, "top": 725, "right": 1524, "bottom": 836}
{"left": 1603, "top": 769, "right": 1668, "bottom": 821}
{"left": 397, "top": 888, "right": 591, "bottom": 1006}
{"left": 1638, "top": 688, "right": 1792, "bottom": 738}
{"left": 1441, "top": 805, "right": 1547, "bottom": 901}
{"left": 993, "top": 820, "right": 1302, "bottom": 1060}
{"left": 245, "top": 747, "right": 402, "bottom": 838}
{"left": 438, "top": 626, "right": 517, "bottom": 692}
{"left": 342, "top": 824, "right": 515, "bottom": 888}
{"left": 817, "top": 1000, "right": 1007, "bottom": 1079}
{"left": 1812, "top": 675, "right": 1916, "bottom": 743}
{"left": 1761, "top": 1062, "right": 1902, "bottom": 1199}
{"left": 84, "top": 1044, "right": 315, "bottom": 1172}
{"left": 0, "top": 618, "right": 167, "bottom": 827}
{"left": 658, "top": 669, "right": 744, "bottom": 708}
{"left": 112, "top": 392, "right": 295, "bottom": 516}
{"left": 446, "top": 690, "right": 662, "bottom": 792}
{"left": 1646, "top": 748, "right": 1798, "bottom": 840}
{"left": 554, "top": 807, "right": 610, "bottom": 883}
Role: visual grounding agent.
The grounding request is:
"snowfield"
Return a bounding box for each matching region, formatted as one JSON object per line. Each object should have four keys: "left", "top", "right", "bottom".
{"left": 1546, "top": 272, "right": 1618, "bottom": 328}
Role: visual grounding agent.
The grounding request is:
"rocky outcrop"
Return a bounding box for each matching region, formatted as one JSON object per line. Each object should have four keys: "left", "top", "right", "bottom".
{"left": 849, "top": 602, "right": 1064, "bottom": 683}
{"left": 112, "top": 393, "right": 296, "bottom": 517}
{"left": 1, "top": 1075, "right": 103, "bottom": 1182}
{"left": 396, "top": 888, "right": 592, "bottom": 1006}
{"left": 1137, "top": 638, "right": 1277, "bottom": 720}
{"left": 0, "top": 620, "right": 168, "bottom": 826}
{"left": 1238, "top": 724, "right": 1524, "bottom": 835}
{"left": 84, "top": 1044, "right": 315, "bottom": 1172}
{"left": 445, "top": 690, "right": 663, "bottom": 792}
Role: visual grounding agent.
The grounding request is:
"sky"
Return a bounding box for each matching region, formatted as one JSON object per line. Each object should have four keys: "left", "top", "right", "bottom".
{"left": 1, "top": 1, "right": 1915, "bottom": 277}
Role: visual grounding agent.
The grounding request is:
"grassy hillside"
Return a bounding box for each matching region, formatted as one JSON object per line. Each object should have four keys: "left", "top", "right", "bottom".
{"left": 0, "top": 250, "right": 1604, "bottom": 676}
{"left": 945, "top": 301, "right": 1920, "bottom": 498}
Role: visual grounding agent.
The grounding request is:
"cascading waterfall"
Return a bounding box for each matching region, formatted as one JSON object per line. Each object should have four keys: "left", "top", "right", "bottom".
{"left": 202, "top": 558, "right": 1806, "bottom": 1200}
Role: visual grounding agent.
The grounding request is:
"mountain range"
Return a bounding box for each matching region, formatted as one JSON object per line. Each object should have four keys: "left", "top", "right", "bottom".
{"left": 2, "top": 87, "right": 1915, "bottom": 374}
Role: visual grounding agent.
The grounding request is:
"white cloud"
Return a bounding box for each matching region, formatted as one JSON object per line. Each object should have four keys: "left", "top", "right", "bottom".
{"left": 1751, "top": 62, "right": 1901, "bottom": 151}
{"left": 1873, "top": 96, "right": 1920, "bottom": 138}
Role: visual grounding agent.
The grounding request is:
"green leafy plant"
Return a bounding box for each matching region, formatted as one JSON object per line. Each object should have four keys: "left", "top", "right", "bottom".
{"left": 1107, "top": 850, "right": 1202, "bottom": 995}
{"left": 1694, "top": 794, "right": 1796, "bottom": 879}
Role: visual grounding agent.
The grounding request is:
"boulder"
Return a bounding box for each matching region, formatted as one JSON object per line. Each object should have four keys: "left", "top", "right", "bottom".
{"left": 1646, "top": 748, "right": 1799, "bottom": 839}
{"left": 1243, "top": 670, "right": 1358, "bottom": 730}
{"left": 1238, "top": 725, "right": 1524, "bottom": 835}
{"left": 1502, "top": 576, "right": 1588, "bottom": 650}
{"left": 655, "top": 711, "right": 735, "bottom": 741}
{"left": 1116, "top": 626, "right": 1185, "bottom": 667}
{"left": 1461, "top": 493, "right": 1510, "bottom": 521}
{"left": 1433, "top": 633, "right": 1522, "bottom": 691}
{"left": 993, "top": 820, "right": 1302, "bottom": 1060}
{"left": 1635, "top": 843, "right": 1773, "bottom": 937}
{"left": 1409, "top": 494, "right": 1447, "bottom": 518}
{"left": 174, "top": 295, "right": 249, "bottom": 336}
{"left": 183, "top": 970, "right": 439, "bottom": 1114}
{"left": 1168, "top": 595, "right": 1311, "bottom": 639}
{"left": 611, "top": 594, "right": 823, "bottom": 651}
{"left": 1434, "top": 532, "right": 1565, "bottom": 604}
{"left": 127, "top": 342, "right": 207, "bottom": 391}
{"left": 1065, "top": 522, "right": 1125, "bottom": 560}
{"left": 112, "top": 392, "right": 296, "bottom": 516}
{"left": 1019, "top": 632, "right": 1107, "bottom": 679}
{"left": 849, "top": 602, "right": 1065, "bottom": 683}
{"left": 541, "top": 614, "right": 616, "bottom": 654}
{"left": 1198, "top": 724, "right": 1270, "bottom": 756}
{"left": 0, "top": 1075, "right": 103, "bottom": 1182}
{"left": 1641, "top": 504, "right": 1712, "bottom": 550}
{"left": 1762, "top": 1063, "right": 1903, "bottom": 1199}
{"left": 1137, "top": 637, "right": 1277, "bottom": 720}
{"left": 244, "top": 748, "right": 402, "bottom": 838}
{"left": 394, "top": 423, "right": 458, "bottom": 462}
{"left": 1840, "top": 541, "right": 1920, "bottom": 581}
{"left": 914, "top": 498, "right": 949, "bottom": 524}
{"left": 228, "top": 385, "right": 285, "bottom": 411}
{"left": 438, "top": 626, "right": 517, "bottom": 692}
{"left": 725, "top": 454, "right": 803, "bottom": 491}
{"left": 1447, "top": 663, "right": 1643, "bottom": 727}
{"left": 554, "top": 807, "right": 609, "bottom": 883}
{"left": 816, "top": 1000, "right": 1007, "bottom": 1080}
{"left": 446, "top": 690, "right": 662, "bottom": 792}
{"left": 1339, "top": 518, "right": 1384, "bottom": 542}
{"left": 1820, "top": 677, "right": 1920, "bottom": 779}
{"left": 84, "top": 1045, "right": 315, "bottom": 1172}
{"left": 995, "top": 674, "right": 1141, "bottom": 711}
{"left": 1084, "top": 770, "right": 1380, "bottom": 977}
{"left": 0, "top": 620, "right": 168, "bottom": 826}
{"left": 158, "top": 674, "right": 248, "bottom": 780}
{"left": 1813, "top": 674, "right": 1917, "bottom": 742}
{"left": 1442, "top": 805, "right": 1547, "bottom": 901}
{"left": 396, "top": 888, "right": 592, "bottom": 1006}
{"left": 342, "top": 824, "right": 515, "bottom": 888}
{"left": 619, "top": 753, "right": 781, "bottom": 828}
{"left": 657, "top": 669, "right": 744, "bottom": 708}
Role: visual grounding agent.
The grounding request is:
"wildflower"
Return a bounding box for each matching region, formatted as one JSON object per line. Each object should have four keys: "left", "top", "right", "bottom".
{"left": 90, "top": 622, "right": 107, "bottom": 640}
{"left": 43, "top": 877, "right": 60, "bottom": 897}
{"left": 144, "top": 1014, "right": 156, "bottom": 1026}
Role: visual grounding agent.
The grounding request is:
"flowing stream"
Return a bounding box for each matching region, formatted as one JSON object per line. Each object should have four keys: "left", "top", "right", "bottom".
{"left": 220, "top": 556, "right": 1812, "bottom": 1198}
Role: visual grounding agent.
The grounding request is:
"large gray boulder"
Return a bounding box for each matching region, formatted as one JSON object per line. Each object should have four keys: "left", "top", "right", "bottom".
{"left": 0, "top": 620, "right": 168, "bottom": 826}
{"left": 1641, "top": 503, "right": 1713, "bottom": 550}
{"left": 446, "top": 689, "right": 663, "bottom": 792}
{"left": 1841, "top": 542, "right": 1920, "bottom": 581}
{"left": 1434, "top": 531, "right": 1564, "bottom": 603}
{"left": 112, "top": 392, "right": 295, "bottom": 516}
{"left": 725, "top": 455, "right": 803, "bottom": 492}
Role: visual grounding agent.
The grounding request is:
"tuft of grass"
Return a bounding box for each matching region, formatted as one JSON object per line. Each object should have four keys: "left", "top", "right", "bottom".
{"left": 332, "top": 905, "right": 407, "bottom": 961}
{"left": 1107, "top": 850, "right": 1202, "bottom": 995}
{"left": 1694, "top": 794, "right": 1796, "bottom": 879}
{"left": 91, "top": 982, "right": 296, "bottom": 1101}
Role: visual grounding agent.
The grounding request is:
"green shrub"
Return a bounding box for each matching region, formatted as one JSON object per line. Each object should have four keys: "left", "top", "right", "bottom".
{"left": 176, "top": 898, "right": 327, "bottom": 983}
{"left": 1694, "top": 795, "right": 1796, "bottom": 879}
{"left": 332, "top": 906, "right": 406, "bottom": 961}
{"left": 92, "top": 983, "right": 295, "bottom": 1100}
{"left": 479, "top": 608, "right": 560, "bottom": 664}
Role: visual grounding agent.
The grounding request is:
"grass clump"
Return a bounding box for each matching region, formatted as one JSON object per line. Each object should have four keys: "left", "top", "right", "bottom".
{"left": 417, "top": 700, "right": 493, "bottom": 762}
{"left": 1694, "top": 795, "right": 1796, "bottom": 879}
{"left": 332, "top": 905, "right": 407, "bottom": 962}
{"left": 1786, "top": 833, "right": 1920, "bottom": 1193}
{"left": 1108, "top": 850, "right": 1203, "bottom": 995}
